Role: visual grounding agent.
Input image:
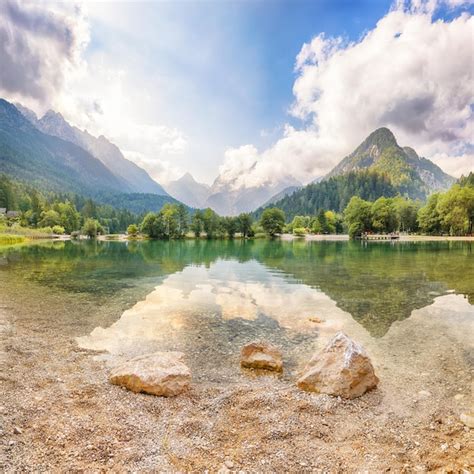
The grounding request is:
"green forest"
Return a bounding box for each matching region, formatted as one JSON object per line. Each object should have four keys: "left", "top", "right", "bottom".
{"left": 1, "top": 172, "right": 473, "bottom": 241}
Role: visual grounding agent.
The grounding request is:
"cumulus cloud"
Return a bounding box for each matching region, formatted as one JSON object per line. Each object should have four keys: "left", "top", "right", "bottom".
{"left": 221, "top": 0, "right": 473, "bottom": 188}
{"left": 0, "top": 1, "right": 189, "bottom": 185}
{"left": 0, "top": 0, "right": 88, "bottom": 106}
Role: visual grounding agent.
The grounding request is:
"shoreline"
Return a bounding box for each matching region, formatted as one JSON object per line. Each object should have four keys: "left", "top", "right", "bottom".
{"left": 1, "top": 233, "right": 473, "bottom": 247}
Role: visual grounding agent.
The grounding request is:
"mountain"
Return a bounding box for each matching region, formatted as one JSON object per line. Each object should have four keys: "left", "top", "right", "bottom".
{"left": 0, "top": 99, "right": 129, "bottom": 195}
{"left": 326, "top": 127, "right": 455, "bottom": 196}
{"left": 165, "top": 172, "right": 210, "bottom": 208}
{"left": 205, "top": 171, "right": 302, "bottom": 215}
{"left": 262, "top": 185, "right": 302, "bottom": 207}
{"left": 16, "top": 105, "right": 168, "bottom": 196}
{"left": 255, "top": 128, "right": 455, "bottom": 220}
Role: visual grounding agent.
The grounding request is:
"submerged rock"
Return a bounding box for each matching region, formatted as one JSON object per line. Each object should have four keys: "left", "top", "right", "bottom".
{"left": 240, "top": 341, "right": 283, "bottom": 372}
{"left": 109, "top": 351, "right": 191, "bottom": 397}
{"left": 297, "top": 332, "right": 378, "bottom": 399}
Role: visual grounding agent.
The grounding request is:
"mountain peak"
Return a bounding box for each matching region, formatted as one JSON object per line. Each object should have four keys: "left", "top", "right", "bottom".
{"left": 179, "top": 172, "right": 196, "bottom": 182}
{"left": 42, "top": 109, "right": 66, "bottom": 122}
{"left": 355, "top": 127, "right": 398, "bottom": 155}
{"left": 326, "top": 127, "right": 455, "bottom": 197}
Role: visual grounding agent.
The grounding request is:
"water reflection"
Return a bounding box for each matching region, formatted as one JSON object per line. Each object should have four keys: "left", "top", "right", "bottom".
{"left": 77, "top": 260, "right": 348, "bottom": 379}
{"left": 77, "top": 258, "right": 474, "bottom": 387}
{"left": 1, "top": 239, "right": 472, "bottom": 338}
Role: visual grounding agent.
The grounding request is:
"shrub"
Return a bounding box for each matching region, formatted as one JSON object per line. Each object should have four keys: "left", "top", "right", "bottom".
{"left": 52, "top": 225, "right": 65, "bottom": 235}
{"left": 293, "top": 227, "right": 306, "bottom": 236}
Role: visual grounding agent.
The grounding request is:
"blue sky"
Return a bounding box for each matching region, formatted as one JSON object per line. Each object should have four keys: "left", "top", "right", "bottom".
{"left": 84, "top": 0, "right": 397, "bottom": 182}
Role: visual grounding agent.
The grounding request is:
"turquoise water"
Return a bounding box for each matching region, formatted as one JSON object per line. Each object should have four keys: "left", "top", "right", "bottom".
{"left": 1, "top": 239, "right": 472, "bottom": 333}
{"left": 1, "top": 239, "right": 472, "bottom": 380}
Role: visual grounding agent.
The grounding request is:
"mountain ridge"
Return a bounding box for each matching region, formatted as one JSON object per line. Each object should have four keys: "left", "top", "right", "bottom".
{"left": 16, "top": 104, "right": 169, "bottom": 196}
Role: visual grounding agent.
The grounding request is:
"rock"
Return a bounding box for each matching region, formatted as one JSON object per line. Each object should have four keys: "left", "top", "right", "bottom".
{"left": 460, "top": 412, "right": 474, "bottom": 428}
{"left": 109, "top": 352, "right": 191, "bottom": 397}
{"left": 224, "top": 460, "right": 234, "bottom": 468}
{"left": 240, "top": 341, "right": 283, "bottom": 372}
{"left": 13, "top": 426, "right": 22, "bottom": 435}
{"left": 297, "top": 332, "right": 378, "bottom": 399}
{"left": 418, "top": 390, "right": 431, "bottom": 398}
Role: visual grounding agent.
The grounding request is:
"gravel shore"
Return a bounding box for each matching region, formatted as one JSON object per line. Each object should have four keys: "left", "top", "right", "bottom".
{"left": 1, "top": 271, "right": 473, "bottom": 471}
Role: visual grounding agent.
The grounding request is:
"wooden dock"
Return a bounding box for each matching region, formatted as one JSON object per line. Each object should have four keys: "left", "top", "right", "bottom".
{"left": 359, "top": 233, "right": 400, "bottom": 240}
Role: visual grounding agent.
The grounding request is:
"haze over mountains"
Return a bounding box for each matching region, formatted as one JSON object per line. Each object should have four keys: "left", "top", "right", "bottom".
{"left": 0, "top": 98, "right": 458, "bottom": 217}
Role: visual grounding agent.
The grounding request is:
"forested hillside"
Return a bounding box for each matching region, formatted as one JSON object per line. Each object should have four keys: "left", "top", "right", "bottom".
{"left": 254, "top": 170, "right": 397, "bottom": 220}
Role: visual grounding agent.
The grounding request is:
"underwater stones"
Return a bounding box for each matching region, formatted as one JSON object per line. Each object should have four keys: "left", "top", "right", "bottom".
{"left": 297, "top": 332, "right": 378, "bottom": 399}
{"left": 109, "top": 352, "right": 191, "bottom": 397}
{"left": 240, "top": 341, "right": 283, "bottom": 372}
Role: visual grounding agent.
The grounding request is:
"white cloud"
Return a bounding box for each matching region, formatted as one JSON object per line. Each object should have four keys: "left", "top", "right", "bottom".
{"left": 430, "top": 153, "right": 474, "bottom": 177}
{"left": 0, "top": 0, "right": 89, "bottom": 108}
{"left": 0, "top": 0, "right": 188, "bottom": 185}
{"left": 220, "top": 0, "right": 473, "bottom": 188}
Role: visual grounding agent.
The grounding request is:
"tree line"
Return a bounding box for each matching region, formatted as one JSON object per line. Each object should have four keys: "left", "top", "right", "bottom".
{"left": 0, "top": 175, "right": 137, "bottom": 236}
{"left": 2, "top": 172, "right": 472, "bottom": 240}
{"left": 344, "top": 174, "right": 473, "bottom": 238}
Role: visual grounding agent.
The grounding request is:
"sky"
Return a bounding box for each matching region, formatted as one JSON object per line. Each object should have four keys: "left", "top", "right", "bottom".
{"left": 0, "top": 0, "right": 473, "bottom": 186}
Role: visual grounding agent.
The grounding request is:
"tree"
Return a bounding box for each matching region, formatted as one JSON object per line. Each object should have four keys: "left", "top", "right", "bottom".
{"left": 55, "top": 201, "right": 81, "bottom": 233}
{"left": 176, "top": 204, "right": 189, "bottom": 237}
{"left": 52, "top": 225, "right": 65, "bottom": 235}
{"left": 344, "top": 196, "right": 372, "bottom": 238}
{"left": 417, "top": 194, "right": 442, "bottom": 235}
{"left": 191, "top": 210, "right": 203, "bottom": 238}
{"left": 223, "top": 216, "right": 238, "bottom": 239}
{"left": 436, "top": 184, "right": 474, "bottom": 235}
{"left": 260, "top": 208, "right": 285, "bottom": 237}
{"left": 237, "top": 213, "right": 253, "bottom": 238}
{"left": 393, "top": 197, "right": 419, "bottom": 232}
{"left": 371, "top": 197, "right": 398, "bottom": 233}
{"left": 127, "top": 224, "right": 139, "bottom": 236}
{"left": 202, "top": 208, "right": 219, "bottom": 239}
{"left": 82, "top": 218, "right": 103, "bottom": 238}
{"left": 39, "top": 209, "right": 61, "bottom": 228}
{"left": 161, "top": 204, "right": 179, "bottom": 239}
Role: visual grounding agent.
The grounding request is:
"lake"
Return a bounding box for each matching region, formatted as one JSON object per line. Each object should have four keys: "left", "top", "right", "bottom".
{"left": 2, "top": 238, "right": 473, "bottom": 471}
{"left": 1, "top": 239, "right": 472, "bottom": 382}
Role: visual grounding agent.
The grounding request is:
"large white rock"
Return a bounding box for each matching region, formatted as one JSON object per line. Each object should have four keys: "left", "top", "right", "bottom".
{"left": 109, "top": 351, "right": 191, "bottom": 397}
{"left": 240, "top": 341, "right": 283, "bottom": 372}
{"left": 297, "top": 332, "right": 378, "bottom": 399}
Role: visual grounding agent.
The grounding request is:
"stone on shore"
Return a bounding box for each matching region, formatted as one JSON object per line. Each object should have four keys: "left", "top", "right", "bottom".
{"left": 297, "top": 332, "right": 378, "bottom": 399}
{"left": 240, "top": 341, "right": 283, "bottom": 372}
{"left": 109, "top": 351, "right": 191, "bottom": 396}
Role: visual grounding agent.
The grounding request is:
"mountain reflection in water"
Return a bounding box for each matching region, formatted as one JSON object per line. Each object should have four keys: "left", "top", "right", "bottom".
{"left": 1, "top": 239, "right": 472, "bottom": 340}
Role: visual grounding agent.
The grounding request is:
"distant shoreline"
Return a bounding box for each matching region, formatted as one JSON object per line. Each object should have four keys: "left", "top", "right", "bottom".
{"left": 280, "top": 233, "right": 474, "bottom": 242}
